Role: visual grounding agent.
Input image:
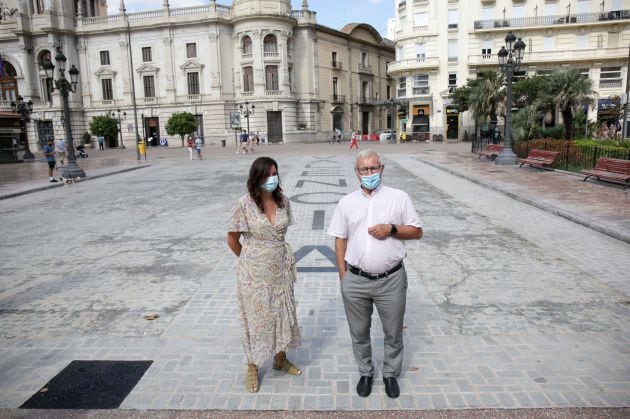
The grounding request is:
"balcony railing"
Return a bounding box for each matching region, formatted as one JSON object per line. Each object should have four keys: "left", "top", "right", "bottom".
{"left": 474, "top": 10, "right": 630, "bottom": 30}
{"left": 468, "top": 47, "right": 626, "bottom": 66}
{"left": 330, "top": 94, "right": 345, "bottom": 103}
{"left": 264, "top": 51, "right": 280, "bottom": 59}
{"left": 600, "top": 80, "right": 622, "bottom": 88}
{"left": 142, "top": 97, "right": 158, "bottom": 105}
{"left": 332, "top": 61, "right": 343, "bottom": 70}
{"left": 358, "top": 96, "right": 377, "bottom": 104}
{"left": 412, "top": 87, "right": 430, "bottom": 96}
{"left": 266, "top": 90, "right": 281, "bottom": 96}
{"left": 387, "top": 57, "right": 439, "bottom": 73}
{"left": 357, "top": 64, "right": 373, "bottom": 74}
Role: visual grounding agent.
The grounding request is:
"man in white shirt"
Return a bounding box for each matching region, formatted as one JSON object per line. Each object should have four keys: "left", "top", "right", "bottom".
{"left": 327, "top": 149, "right": 423, "bottom": 399}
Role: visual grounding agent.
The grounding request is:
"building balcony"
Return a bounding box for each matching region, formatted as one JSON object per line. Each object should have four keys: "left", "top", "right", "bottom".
{"left": 265, "top": 90, "right": 282, "bottom": 96}
{"left": 412, "top": 87, "right": 429, "bottom": 97}
{"left": 331, "top": 61, "right": 343, "bottom": 70}
{"left": 141, "top": 97, "right": 159, "bottom": 105}
{"left": 176, "top": 94, "right": 205, "bottom": 103}
{"left": 357, "top": 64, "right": 373, "bottom": 75}
{"left": 468, "top": 47, "right": 627, "bottom": 67}
{"left": 263, "top": 51, "right": 280, "bottom": 60}
{"left": 473, "top": 10, "right": 630, "bottom": 31}
{"left": 600, "top": 79, "right": 623, "bottom": 89}
{"left": 358, "top": 96, "right": 377, "bottom": 105}
{"left": 387, "top": 57, "right": 440, "bottom": 74}
{"left": 331, "top": 94, "right": 345, "bottom": 104}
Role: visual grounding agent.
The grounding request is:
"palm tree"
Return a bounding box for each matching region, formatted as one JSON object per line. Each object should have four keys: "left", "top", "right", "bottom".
{"left": 544, "top": 68, "right": 595, "bottom": 140}
{"left": 468, "top": 70, "right": 505, "bottom": 139}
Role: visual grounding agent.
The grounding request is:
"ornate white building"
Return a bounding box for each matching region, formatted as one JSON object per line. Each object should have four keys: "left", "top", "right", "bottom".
{"left": 0, "top": 0, "right": 394, "bottom": 157}
{"left": 387, "top": 0, "right": 629, "bottom": 141}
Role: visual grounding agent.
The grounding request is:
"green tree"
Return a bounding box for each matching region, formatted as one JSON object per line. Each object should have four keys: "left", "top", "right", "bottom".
{"left": 89, "top": 115, "right": 118, "bottom": 146}
{"left": 468, "top": 70, "right": 505, "bottom": 125}
{"left": 165, "top": 112, "right": 198, "bottom": 147}
{"left": 543, "top": 68, "right": 595, "bottom": 140}
{"left": 512, "top": 103, "right": 542, "bottom": 142}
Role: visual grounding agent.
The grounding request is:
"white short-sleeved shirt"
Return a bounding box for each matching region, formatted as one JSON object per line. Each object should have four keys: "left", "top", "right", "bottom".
{"left": 327, "top": 184, "right": 422, "bottom": 273}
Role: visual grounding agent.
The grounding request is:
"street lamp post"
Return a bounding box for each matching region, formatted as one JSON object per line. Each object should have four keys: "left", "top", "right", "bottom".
{"left": 111, "top": 109, "right": 127, "bottom": 148}
{"left": 239, "top": 101, "right": 255, "bottom": 136}
{"left": 42, "top": 48, "right": 85, "bottom": 179}
{"left": 10, "top": 95, "right": 35, "bottom": 160}
{"left": 495, "top": 32, "right": 526, "bottom": 166}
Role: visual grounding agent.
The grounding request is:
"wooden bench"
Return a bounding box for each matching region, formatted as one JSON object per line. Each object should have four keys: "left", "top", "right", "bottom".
{"left": 580, "top": 158, "right": 630, "bottom": 187}
{"left": 516, "top": 149, "right": 560, "bottom": 169}
{"left": 478, "top": 144, "right": 504, "bottom": 160}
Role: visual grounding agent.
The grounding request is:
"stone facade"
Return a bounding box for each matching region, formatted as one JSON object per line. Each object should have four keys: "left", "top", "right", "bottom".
{"left": 0, "top": 0, "right": 394, "bottom": 151}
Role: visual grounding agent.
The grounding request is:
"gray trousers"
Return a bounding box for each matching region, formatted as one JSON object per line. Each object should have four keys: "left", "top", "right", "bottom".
{"left": 340, "top": 265, "right": 407, "bottom": 378}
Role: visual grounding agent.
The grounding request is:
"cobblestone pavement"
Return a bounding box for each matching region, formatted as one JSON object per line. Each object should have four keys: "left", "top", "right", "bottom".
{"left": 0, "top": 141, "right": 628, "bottom": 415}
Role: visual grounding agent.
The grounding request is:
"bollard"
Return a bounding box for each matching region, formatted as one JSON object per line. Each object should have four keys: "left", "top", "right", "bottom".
{"left": 138, "top": 140, "right": 146, "bottom": 155}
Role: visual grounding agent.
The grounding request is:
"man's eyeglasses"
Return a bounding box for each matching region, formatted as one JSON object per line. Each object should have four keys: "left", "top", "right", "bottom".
{"left": 356, "top": 165, "right": 382, "bottom": 175}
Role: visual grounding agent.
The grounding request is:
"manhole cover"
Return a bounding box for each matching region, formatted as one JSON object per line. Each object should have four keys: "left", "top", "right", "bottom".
{"left": 20, "top": 360, "right": 152, "bottom": 409}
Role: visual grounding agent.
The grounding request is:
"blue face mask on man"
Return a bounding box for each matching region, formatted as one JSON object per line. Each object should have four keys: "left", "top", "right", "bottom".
{"left": 361, "top": 173, "right": 381, "bottom": 190}
{"left": 261, "top": 175, "right": 279, "bottom": 192}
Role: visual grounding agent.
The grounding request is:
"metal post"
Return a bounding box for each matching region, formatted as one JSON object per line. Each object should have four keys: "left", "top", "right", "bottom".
{"left": 496, "top": 64, "right": 517, "bottom": 165}
{"left": 622, "top": 43, "right": 630, "bottom": 140}
{"left": 126, "top": 18, "right": 141, "bottom": 159}
{"left": 43, "top": 48, "right": 85, "bottom": 179}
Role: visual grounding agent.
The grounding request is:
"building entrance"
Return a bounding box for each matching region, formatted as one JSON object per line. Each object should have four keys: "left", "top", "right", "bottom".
{"left": 267, "top": 111, "right": 282, "bottom": 143}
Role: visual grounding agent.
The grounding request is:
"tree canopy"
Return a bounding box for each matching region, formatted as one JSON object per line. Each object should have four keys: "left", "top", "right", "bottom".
{"left": 165, "top": 112, "right": 198, "bottom": 147}
{"left": 89, "top": 115, "right": 118, "bottom": 145}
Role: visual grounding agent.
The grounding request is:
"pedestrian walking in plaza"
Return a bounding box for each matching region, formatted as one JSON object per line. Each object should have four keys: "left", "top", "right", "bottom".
{"left": 194, "top": 137, "right": 203, "bottom": 160}
{"left": 350, "top": 131, "right": 359, "bottom": 150}
{"left": 186, "top": 135, "right": 194, "bottom": 160}
{"left": 54, "top": 138, "right": 66, "bottom": 166}
{"left": 327, "top": 150, "right": 423, "bottom": 399}
{"left": 43, "top": 138, "right": 58, "bottom": 183}
{"left": 98, "top": 136, "right": 105, "bottom": 151}
{"left": 227, "top": 157, "right": 302, "bottom": 393}
{"left": 239, "top": 130, "right": 248, "bottom": 154}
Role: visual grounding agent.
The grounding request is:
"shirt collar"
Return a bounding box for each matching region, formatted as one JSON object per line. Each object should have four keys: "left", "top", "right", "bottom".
{"left": 360, "top": 183, "right": 382, "bottom": 198}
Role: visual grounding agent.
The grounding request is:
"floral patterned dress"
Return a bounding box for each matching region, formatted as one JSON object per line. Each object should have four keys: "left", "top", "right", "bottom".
{"left": 228, "top": 193, "right": 301, "bottom": 366}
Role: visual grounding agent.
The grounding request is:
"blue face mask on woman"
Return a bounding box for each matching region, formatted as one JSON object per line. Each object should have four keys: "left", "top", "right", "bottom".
{"left": 361, "top": 173, "right": 381, "bottom": 190}
{"left": 261, "top": 175, "right": 279, "bottom": 192}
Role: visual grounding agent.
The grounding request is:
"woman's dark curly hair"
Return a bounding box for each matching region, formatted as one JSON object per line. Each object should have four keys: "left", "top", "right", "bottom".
{"left": 247, "top": 156, "right": 285, "bottom": 212}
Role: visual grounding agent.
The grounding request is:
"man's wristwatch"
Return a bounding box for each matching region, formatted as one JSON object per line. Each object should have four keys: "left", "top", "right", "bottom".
{"left": 390, "top": 224, "right": 398, "bottom": 237}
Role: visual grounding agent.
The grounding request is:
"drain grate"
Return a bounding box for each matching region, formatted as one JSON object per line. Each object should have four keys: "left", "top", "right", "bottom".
{"left": 20, "top": 360, "right": 152, "bottom": 409}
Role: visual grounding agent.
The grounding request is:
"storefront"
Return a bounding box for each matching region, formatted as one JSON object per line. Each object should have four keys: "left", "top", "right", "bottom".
{"left": 445, "top": 107, "right": 459, "bottom": 140}
{"left": 0, "top": 112, "right": 23, "bottom": 163}
{"left": 411, "top": 104, "right": 430, "bottom": 141}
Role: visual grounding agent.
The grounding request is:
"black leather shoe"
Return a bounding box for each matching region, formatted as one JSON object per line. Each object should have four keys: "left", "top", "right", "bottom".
{"left": 356, "top": 376, "right": 373, "bottom": 397}
{"left": 383, "top": 377, "right": 400, "bottom": 398}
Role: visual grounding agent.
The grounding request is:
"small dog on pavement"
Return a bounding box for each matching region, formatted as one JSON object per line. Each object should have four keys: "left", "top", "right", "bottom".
{"left": 58, "top": 177, "right": 79, "bottom": 185}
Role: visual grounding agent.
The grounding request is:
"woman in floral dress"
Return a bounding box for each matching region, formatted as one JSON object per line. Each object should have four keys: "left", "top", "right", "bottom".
{"left": 227, "top": 156, "right": 302, "bottom": 393}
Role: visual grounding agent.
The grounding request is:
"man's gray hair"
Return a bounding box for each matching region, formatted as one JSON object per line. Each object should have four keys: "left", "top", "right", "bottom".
{"left": 355, "top": 149, "right": 382, "bottom": 165}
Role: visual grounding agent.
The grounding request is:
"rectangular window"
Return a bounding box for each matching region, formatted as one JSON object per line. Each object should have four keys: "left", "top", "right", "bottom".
{"left": 544, "top": 3, "right": 556, "bottom": 16}
{"left": 413, "top": 74, "right": 429, "bottom": 95}
{"left": 101, "top": 78, "right": 113, "bottom": 100}
{"left": 415, "top": 43, "right": 426, "bottom": 61}
{"left": 361, "top": 52, "right": 368, "bottom": 66}
{"left": 600, "top": 66, "right": 622, "bottom": 88}
{"left": 186, "top": 43, "right": 197, "bottom": 58}
{"left": 332, "top": 51, "right": 338, "bottom": 67}
{"left": 100, "top": 51, "right": 110, "bottom": 66}
{"left": 187, "top": 72, "right": 199, "bottom": 95}
{"left": 482, "top": 40, "right": 492, "bottom": 58}
{"left": 332, "top": 77, "right": 339, "bottom": 97}
{"left": 361, "top": 81, "right": 369, "bottom": 103}
{"left": 448, "top": 39, "right": 458, "bottom": 62}
{"left": 142, "top": 47, "right": 152, "bottom": 62}
{"left": 608, "top": 32, "right": 620, "bottom": 48}
{"left": 243, "top": 66, "right": 254, "bottom": 92}
{"left": 397, "top": 77, "right": 406, "bottom": 97}
{"left": 266, "top": 65, "right": 279, "bottom": 91}
{"left": 577, "top": 0, "right": 589, "bottom": 14}
{"left": 143, "top": 75, "right": 155, "bottom": 97}
{"left": 447, "top": 9, "right": 459, "bottom": 29}
{"left": 386, "top": 85, "right": 391, "bottom": 100}
{"left": 397, "top": 46, "right": 404, "bottom": 61}
{"left": 543, "top": 36, "right": 555, "bottom": 51}
{"left": 513, "top": 6, "right": 524, "bottom": 19}
{"left": 482, "top": 6, "right": 493, "bottom": 21}
{"left": 575, "top": 34, "right": 587, "bottom": 49}
{"left": 611, "top": 0, "right": 622, "bottom": 10}
{"left": 413, "top": 12, "right": 428, "bottom": 28}
{"left": 448, "top": 73, "right": 457, "bottom": 87}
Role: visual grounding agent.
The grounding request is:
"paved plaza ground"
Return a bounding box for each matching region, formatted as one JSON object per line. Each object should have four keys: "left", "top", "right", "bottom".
{"left": 0, "top": 140, "right": 628, "bottom": 417}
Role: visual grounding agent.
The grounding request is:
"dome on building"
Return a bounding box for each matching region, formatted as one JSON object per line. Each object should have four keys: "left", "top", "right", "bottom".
{"left": 231, "top": 0, "right": 291, "bottom": 17}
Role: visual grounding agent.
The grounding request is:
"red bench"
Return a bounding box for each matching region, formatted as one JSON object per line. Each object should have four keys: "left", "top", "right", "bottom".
{"left": 478, "top": 144, "right": 504, "bottom": 160}
{"left": 580, "top": 158, "right": 630, "bottom": 187}
{"left": 516, "top": 149, "right": 559, "bottom": 169}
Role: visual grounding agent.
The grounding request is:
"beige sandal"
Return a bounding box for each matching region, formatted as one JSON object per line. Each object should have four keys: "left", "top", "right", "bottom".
{"left": 273, "top": 352, "right": 302, "bottom": 375}
{"left": 246, "top": 363, "right": 259, "bottom": 393}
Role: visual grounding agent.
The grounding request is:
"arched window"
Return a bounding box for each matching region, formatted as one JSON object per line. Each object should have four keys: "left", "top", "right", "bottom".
{"left": 242, "top": 36, "right": 252, "bottom": 55}
{"left": 263, "top": 34, "right": 277, "bottom": 53}
{"left": 0, "top": 60, "right": 18, "bottom": 101}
